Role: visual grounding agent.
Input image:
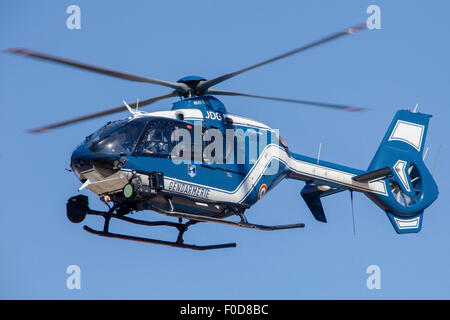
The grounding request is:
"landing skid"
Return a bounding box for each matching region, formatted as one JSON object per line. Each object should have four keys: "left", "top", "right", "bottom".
{"left": 67, "top": 195, "right": 305, "bottom": 250}
{"left": 83, "top": 226, "right": 236, "bottom": 250}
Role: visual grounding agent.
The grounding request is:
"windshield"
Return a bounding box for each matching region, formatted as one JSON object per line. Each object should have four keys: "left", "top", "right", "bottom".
{"left": 88, "top": 118, "right": 147, "bottom": 155}
{"left": 89, "top": 120, "right": 125, "bottom": 143}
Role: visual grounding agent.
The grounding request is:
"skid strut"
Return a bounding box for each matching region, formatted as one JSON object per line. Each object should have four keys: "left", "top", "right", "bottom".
{"left": 156, "top": 199, "right": 305, "bottom": 231}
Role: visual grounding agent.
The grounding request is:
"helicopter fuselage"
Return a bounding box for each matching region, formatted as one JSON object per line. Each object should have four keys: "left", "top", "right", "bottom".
{"left": 71, "top": 96, "right": 281, "bottom": 217}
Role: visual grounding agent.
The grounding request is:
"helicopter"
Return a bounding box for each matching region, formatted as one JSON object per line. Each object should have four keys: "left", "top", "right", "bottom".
{"left": 5, "top": 23, "right": 438, "bottom": 250}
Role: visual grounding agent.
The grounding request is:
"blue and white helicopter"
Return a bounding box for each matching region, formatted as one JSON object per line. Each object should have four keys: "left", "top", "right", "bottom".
{"left": 7, "top": 23, "right": 438, "bottom": 250}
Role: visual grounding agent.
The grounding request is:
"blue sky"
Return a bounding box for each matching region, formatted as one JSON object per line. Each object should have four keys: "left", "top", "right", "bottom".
{"left": 1, "top": 0, "right": 449, "bottom": 299}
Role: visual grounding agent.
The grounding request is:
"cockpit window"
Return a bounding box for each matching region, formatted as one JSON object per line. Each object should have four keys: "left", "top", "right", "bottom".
{"left": 88, "top": 119, "right": 146, "bottom": 155}
{"left": 135, "top": 119, "right": 176, "bottom": 157}
{"left": 87, "top": 120, "right": 123, "bottom": 144}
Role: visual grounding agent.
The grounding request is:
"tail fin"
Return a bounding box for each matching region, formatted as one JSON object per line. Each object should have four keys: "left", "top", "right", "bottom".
{"left": 365, "top": 109, "right": 438, "bottom": 233}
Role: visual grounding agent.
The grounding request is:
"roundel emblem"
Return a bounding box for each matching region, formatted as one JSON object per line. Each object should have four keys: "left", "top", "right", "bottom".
{"left": 258, "top": 184, "right": 268, "bottom": 200}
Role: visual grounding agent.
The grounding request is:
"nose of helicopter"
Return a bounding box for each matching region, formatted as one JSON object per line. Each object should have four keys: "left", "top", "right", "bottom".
{"left": 70, "top": 144, "right": 92, "bottom": 172}
{"left": 70, "top": 143, "right": 94, "bottom": 176}
{"left": 71, "top": 144, "right": 128, "bottom": 179}
{"left": 70, "top": 142, "right": 130, "bottom": 195}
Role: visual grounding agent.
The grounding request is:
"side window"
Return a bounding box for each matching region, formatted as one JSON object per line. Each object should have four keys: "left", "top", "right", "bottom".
{"left": 136, "top": 120, "right": 173, "bottom": 157}
{"left": 170, "top": 122, "right": 196, "bottom": 161}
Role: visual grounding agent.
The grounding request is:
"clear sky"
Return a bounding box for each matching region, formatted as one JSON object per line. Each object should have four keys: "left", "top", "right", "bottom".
{"left": 1, "top": 0, "right": 449, "bottom": 299}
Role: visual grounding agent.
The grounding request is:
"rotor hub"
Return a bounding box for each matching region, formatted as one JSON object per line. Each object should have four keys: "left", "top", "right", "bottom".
{"left": 177, "top": 75, "right": 206, "bottom": 96}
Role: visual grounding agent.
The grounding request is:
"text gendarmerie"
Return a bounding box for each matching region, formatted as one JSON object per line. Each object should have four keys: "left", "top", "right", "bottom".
{"left": 168, "top": 181, "right": 211, "bottom": 199}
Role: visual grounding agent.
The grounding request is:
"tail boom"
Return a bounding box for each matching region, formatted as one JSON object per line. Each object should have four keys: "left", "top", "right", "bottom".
{"left": 286, "top": 109, "right": 438, "bottom": 233}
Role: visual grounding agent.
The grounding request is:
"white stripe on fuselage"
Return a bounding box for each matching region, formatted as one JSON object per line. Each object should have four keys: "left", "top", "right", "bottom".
{"left": 79, "top": 144, "right": 387, "bottom": 202}
{"left": 163, "top": 144, "right": 388, "bottom": 204}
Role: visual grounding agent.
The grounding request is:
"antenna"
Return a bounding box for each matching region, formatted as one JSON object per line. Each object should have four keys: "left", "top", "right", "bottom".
{"left": 317, "top": 143, "right": 322, "bottom": 165}
{"left": 123, "top": 100, "right": 135, "bottom": 114}
{"left": 123, "top": 98, "right": 147, "bottom": 117}
{"left": 423, "top": 147, "right": 429, "bottom": 161}
{"left": 413, "top": 104, "right": 419, "bottom": 113}
{"left": 78, "top": 179, "right": 91, "bottom": 191}
{"left": 350, "top": 190, "right": 356, "bottom": 236}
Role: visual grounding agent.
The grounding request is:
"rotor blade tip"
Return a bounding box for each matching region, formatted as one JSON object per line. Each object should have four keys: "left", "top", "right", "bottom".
{"left": 27, "top": 128, "right": 49, "bottom": 134}
{"left": 345, "top": 106, "right": 370, "bottom": 112}
{"left": 346, "top": 23, "right": 368, "bottom": 34}
{"left": 356, "top": 22, "right": 368, "bottom": 29}
{"left": 3, "top": 48, "right": 22, "bottom": 53}
{"left": 5, "top": 48, "right": 31, "bottom": 56}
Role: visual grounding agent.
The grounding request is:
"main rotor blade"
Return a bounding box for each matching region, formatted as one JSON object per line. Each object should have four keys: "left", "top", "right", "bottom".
{"left": 4, "top": 48, "right": 187, "bottom": 93}
{"left": 206, "top": 89, "right": 369, "bottom": 112}
{"left": 27, "top": 92, "right": 178, "bottom": 134}
{"left": 196, "top": 23, "right": 367, "bottom": 92}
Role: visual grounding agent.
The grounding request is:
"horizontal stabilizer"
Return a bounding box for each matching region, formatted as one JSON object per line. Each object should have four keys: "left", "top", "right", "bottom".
{"left": 352, "top": 167, "right": 393, "bottom": 183}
